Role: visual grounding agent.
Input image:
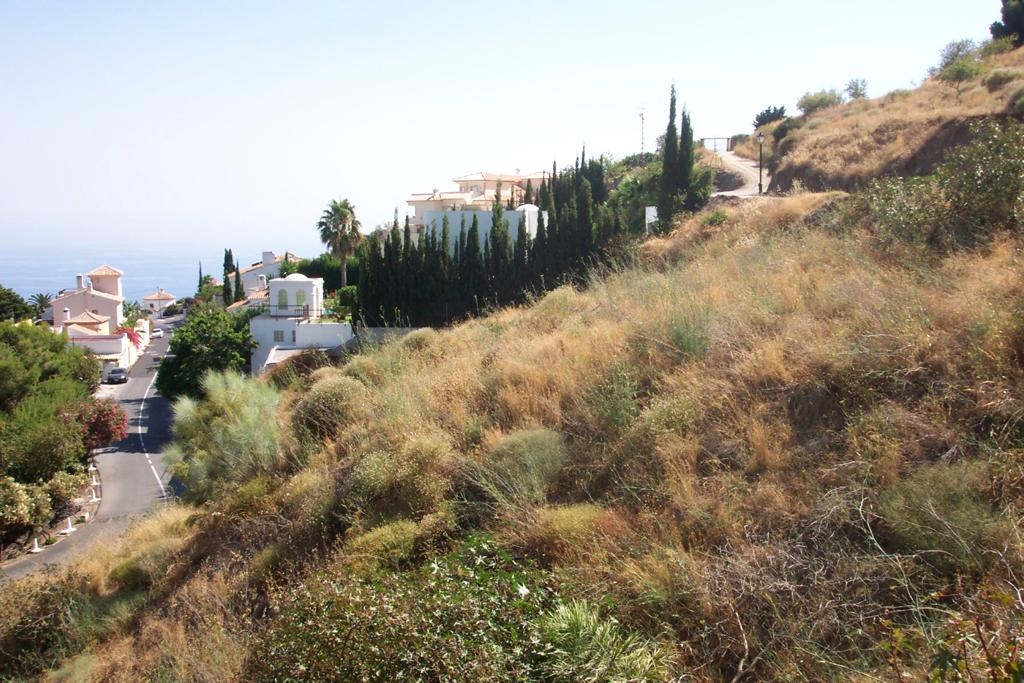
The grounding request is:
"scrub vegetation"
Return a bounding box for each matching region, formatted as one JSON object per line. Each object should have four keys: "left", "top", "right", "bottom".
{"left": 5, "top": 43, "right": 1024, "bottom": 683}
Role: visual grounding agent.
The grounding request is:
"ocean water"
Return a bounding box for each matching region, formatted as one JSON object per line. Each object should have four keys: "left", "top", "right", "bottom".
{"left": 1, "top": 243, "right": 317, "bottom": 306}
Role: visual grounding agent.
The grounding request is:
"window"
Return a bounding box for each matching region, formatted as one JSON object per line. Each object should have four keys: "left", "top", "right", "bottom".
{"left": 273, "top": 330, "right": 284, "bottom": 343}
{"left": 296, "top": 289, "right": 307, "bottom": 310}
{"left": 277, "top": 289, "right": 288, "bottom": 312}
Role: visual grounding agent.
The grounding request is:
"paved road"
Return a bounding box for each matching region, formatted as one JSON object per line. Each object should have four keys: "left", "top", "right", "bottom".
{"left": 713, "top": 150, "right": 771, "bottom": 197}
{"left": 1, "top": 319, "right": 180, "bottom": 581}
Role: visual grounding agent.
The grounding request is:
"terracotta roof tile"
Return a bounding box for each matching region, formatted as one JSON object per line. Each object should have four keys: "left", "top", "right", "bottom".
{"left": 87, "top": 265, "right": 124, "bottom": 277}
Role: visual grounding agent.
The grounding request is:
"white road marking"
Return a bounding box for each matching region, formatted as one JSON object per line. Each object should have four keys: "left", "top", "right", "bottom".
{"left": 138, "top": 360, "right": 168, "bottom": 499}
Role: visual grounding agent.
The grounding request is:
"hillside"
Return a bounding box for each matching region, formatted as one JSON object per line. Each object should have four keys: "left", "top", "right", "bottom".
{"left": 736, "top": 44, "right": 1024, "bottom": 193}
{"left": 3, "top": 55, "right": 1024, "bottom": 683}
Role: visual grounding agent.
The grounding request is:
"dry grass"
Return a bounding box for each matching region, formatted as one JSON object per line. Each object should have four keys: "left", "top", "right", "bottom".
{"left": 741, "top": 47, "right": 1024, "bottom": 191}
{"left": 14, "top": 179, "right": 1024, "bottom": 679}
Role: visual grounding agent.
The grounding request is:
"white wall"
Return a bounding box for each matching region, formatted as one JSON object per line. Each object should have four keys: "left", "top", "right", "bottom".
{"left": 249, "top": 315, "right": 353, "bottom": 375}
{"left": 420, "top": 208, "right": 546, "bottom": 254}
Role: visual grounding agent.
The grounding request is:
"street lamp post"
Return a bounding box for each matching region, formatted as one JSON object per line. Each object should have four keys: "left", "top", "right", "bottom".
{"left": 756, "top": 131, "right": 765, "bottom": 195}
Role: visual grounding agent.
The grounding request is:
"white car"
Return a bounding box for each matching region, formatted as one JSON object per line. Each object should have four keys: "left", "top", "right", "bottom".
{"left": 151, "top": 328, "right": 164, "bottom": 338}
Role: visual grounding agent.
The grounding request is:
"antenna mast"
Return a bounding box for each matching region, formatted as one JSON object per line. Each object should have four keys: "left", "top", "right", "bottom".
{"left": 639, "top": 110, "right": 645, "bottom": 156}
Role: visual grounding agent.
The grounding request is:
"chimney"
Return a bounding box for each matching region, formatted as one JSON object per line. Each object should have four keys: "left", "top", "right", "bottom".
{"left": 262, "top": 251, "right": 275, "bottom": 265}
{"left": 258, "top": 274, "right": 267, "bottom": 289}
{"left": 63, "top": 308, "right": 71, "bottom": 321}
{"left": 76, "top": 274, "right": 84, "bottom": 289}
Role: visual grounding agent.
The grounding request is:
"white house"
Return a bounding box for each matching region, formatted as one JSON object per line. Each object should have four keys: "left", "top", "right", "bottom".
{"left": 142, "top": 288, "right": 177, "bottom": 315}
{"left": 249, "top": 273, "right": 354, "bottom": 375}
{"left": 47, "top": 265, "right": 142, "bottom": 375}
{"left": 419, "top": 204, "right": 547, "bottom": 253}
{"left": 230, "top": 251, "right": 301, "bottom": 294}
{"left": 407, "top": 170, "right": 547, "bottom": 229}
{"left": 48, "top": 266, "right": 125, "bottom": 335}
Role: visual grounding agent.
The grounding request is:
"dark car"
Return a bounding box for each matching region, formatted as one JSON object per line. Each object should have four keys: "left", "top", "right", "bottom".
{"left": 107, "top": 368, "right": 129, "bottom": 384}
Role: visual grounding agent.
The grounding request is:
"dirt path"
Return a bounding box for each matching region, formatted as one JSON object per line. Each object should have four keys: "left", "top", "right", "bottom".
{"left": 712, "top": 150, "right": 770, "bottom": 197}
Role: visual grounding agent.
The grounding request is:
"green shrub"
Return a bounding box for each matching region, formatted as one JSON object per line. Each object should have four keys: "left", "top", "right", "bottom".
{"left": 797, "top": 89, "right": 844, "bottom": 116}
{"left": 471, "top": 429, "right": 568, "bottom": 508}
{"left": 867, "top": 119, "right": 1024, "bottom": 248}
{"left": 939, "top": 118, "right": 1024, "bottom": 240}
{"left": 1008, "top": 85, "right": 1024, "bottom": 116}
{"left": 979, "top": 36, "right": 1016, "bottom": 58}
{"left": 292, "top": 372, "right": 371, "bottom": 446}
{"left": 45, "top": 470, "right": 89, "bottom": 512}
{"left": 865, "top": 175, "right": 945, "bottom": 247}
{"left": 663, "top": 305, "right": 711, "bottom": 361}
{"left": 0, "top": 476, "right": 31, "bottom": 531}
{"left": 580, "top": 362, "right": 640, "bottom": 438}
{"left": 350, "top": 433, "right": 455, "bottom": 518}
{"left": 877, "top": 461, "right": 1013, "bottom": 576}
{"left": 399, "top": 327, "right": 439, "bottom": 353}
{"left": 533, "top": 600, "right": 669, "bottom": 682}
{"left": 344, "top": 519, "right": 421, "bottom": 573}
{"left": 772, "top": 116, "right": 805, "bottom": 144}
{"left": 701, "top": 208, "right": 728, "bottom": 227}
{"left": 109, "top": 556, "right": 152, "bottom": 592}
{"left": 752, "top": 105, "right": 786, "bottom": 129}
{"left": 169, "top": 371, "right": 281, "bottom": 502}
{"left": 939, "top": 57, "right": 982, "bottom": 101}
{"left": 983, "top": 68, "right": 1021, "bottom": 92}
{"left": 0, "top": 572, "right": 90, "bottom": 677}
{"left": 248, "top": 536, "right": 552, "bottom": 682}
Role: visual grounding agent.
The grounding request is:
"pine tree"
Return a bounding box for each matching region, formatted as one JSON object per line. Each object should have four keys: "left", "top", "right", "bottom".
{"left": 657, "top": 85, "right": 680, "bottom": 230}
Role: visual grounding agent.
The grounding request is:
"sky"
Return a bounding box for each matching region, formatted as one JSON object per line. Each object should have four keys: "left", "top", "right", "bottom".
{"left": 0, "top": 1, "right": 1000, "bottom": 254}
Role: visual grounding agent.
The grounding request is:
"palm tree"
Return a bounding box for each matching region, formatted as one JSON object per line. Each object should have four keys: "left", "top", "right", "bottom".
{"left": 317, "top": 198, "right": 363, "bottom": 289}
{"left": 29, "top": 292, "right": 52, "bottom": 319}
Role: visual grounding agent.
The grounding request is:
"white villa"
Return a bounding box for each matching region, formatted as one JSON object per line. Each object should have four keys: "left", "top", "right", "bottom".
{"left": 47, "top": 265, "right": 146, "bottom": 375}
{"left": 407, "top": 170, "right": 548, "bottom": 229}
{"left": 230, "top": 251, "right": 300, "bottom": 293}
{"left": 249, "top": 273, "right": 354, "bottom": 375}
{"left": 142, "top": 288, "right": 177, "bottom": 315}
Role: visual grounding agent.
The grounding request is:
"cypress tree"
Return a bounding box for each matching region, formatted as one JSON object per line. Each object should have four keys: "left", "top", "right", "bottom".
{"left": 440, "top": 213, "right": 453, "bottom": 320}
{"left": 513, "top": 213, "right": 530, "bottom": 298}
{"left": 221, "top": 248, "right": 234, "bottom": 305}
{"left": 234, "top": 261, "right": 244, "bottom": 302}
{"left": 483, "top": 238, "right": 492, "bottom": 304}
{"left": 384, "top": 219, "right": 402, "bottom": 324}
{"left": 464, "top": 214, "right": 483, "bottom": 315}
{"left": 532, "top": 207, "right": 547, "bottom": 290}
{"left": 658, "top": 85, "right": 680, "bottom": 230}
{"left": 197, "top": 262, "right": 203, "bottom": 294}
{"left": 576, "top": 177, "right": 594, "bottom": 263}
{"left": 524, "top": 178, "right": 534, "bottom": 205}
{"left": 678, "top": 106, "right": 694, "bottom": 207}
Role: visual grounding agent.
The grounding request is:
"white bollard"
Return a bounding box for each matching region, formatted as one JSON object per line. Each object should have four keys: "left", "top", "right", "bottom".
{"left": 89, "top": 487, "right": 101, "bottom": 503}
{"left": 59, "top": 518, "right": 76, "bottom": 535}
{"left": 91, "top": 475, "right": 100, "bottom": 487}
{"left": 87, "top": 462, "right": 97, "bottom": 472}
{"left": 81, "top": 511, "right": 89, "bottom": 522}
{"left": 29, "top": 538, "right": 43, "bottom": 553}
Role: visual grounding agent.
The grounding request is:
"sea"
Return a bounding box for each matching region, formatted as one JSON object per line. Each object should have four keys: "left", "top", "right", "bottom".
{"left": 1, "top": 241, "right": 322, "bottom": 306}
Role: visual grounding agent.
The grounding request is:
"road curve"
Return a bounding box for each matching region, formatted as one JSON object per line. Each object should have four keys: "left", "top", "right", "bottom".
{"left": 713, "top": 150, "right": 771, "bottom": 198}
{"left": 1, "top": 321, "right": 179, "bottom": 581}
